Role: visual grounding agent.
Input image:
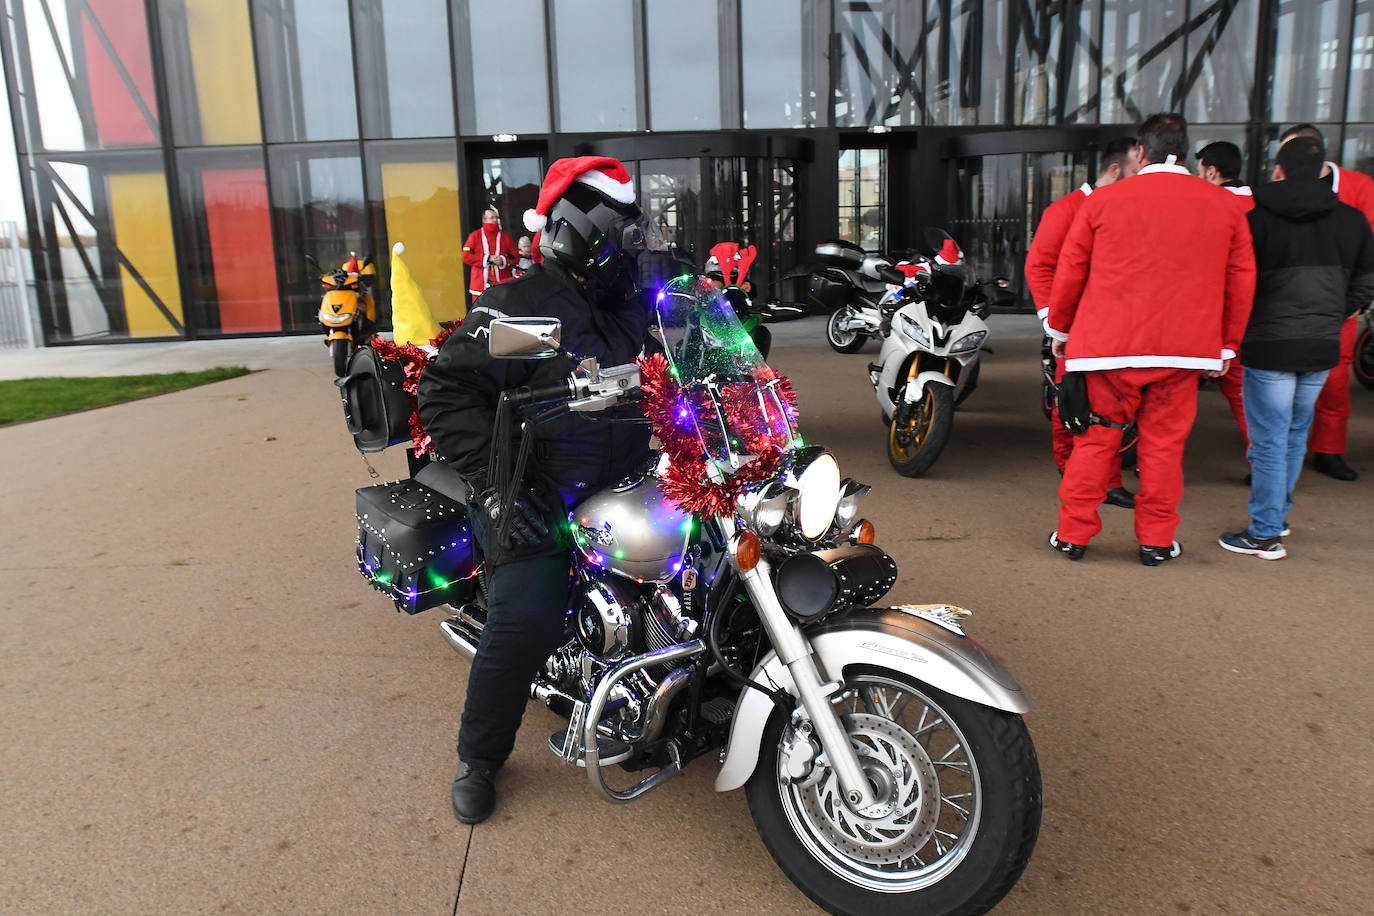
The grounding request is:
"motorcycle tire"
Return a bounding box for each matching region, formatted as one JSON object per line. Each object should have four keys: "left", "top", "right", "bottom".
{"left": 745, "top": 670, "right": 1041, "bottom": 916}
{"left": 888, "top": 382, "right": 954, "bottom": 477}
{"left": 826, "top": 307, "right": 868, "bottom": 354}
{"left": 1355, "top": 324, "right": 1374, "bottom": 391}
{"left": 331, "top": 338, "right": 351, "bottom": 377}
{"left": 954, "top": 360, "right": 981, "bottom": 408}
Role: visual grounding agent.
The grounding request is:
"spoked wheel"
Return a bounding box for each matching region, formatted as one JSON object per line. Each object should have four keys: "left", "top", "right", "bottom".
{"left": 1355, "top": 323, "right": 1374, "bottom": 390}
{"left": 827, "top": 307, "right": 868, "bottom": 353}
{"left": 331, "top": 338, "right": 351, "bottom": 377}
{"left": 888, "top": 382, "right": 953, "bottom": 476}
{"left": 746, "top": 673, "right": 1041, "bottom": 916}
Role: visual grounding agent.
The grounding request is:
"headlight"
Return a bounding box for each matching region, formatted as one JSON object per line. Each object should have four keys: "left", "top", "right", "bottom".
{"left": 320, "top": 311, "right": 354, "bottom": 325}
{"left": 951, "top": 330, "right": 987, "bottom": 352}
{"left": 835, "top": 478, "right": 871, "bottom": 531}
{"left": 736, "top": 481, "right": 790, "bottom": 535}
{"left": 792, "top": 451, "right": 842, "bottom": 540}
{"left": 900, "top": 314, "right": 930, "bottom": 347}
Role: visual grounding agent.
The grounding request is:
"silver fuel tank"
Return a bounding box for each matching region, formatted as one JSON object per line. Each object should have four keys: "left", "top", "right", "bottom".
{"left": 572, "top": 469, "right": 692, "bottom": 583}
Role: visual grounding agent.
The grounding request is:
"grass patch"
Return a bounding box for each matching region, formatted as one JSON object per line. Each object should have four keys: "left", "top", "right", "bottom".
{"left": 0, "top": 366, "right": 252, "bottom": 425}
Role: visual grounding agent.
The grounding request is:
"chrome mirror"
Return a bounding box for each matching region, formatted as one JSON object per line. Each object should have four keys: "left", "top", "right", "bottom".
{"left": 488, "top": 317, "right": 562, "bottom": 359}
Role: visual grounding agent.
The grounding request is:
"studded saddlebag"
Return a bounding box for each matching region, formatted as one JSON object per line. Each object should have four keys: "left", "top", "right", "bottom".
{"left": 355, "top": 479, "right": 479, "bottom": 613}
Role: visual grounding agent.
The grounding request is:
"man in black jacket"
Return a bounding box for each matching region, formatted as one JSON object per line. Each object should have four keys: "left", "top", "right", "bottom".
{"left": 1219, "top": 137, "right": 1374, "bottom": 559}
{"left": 417, "top": 158, "right": 670, "bottom": 822}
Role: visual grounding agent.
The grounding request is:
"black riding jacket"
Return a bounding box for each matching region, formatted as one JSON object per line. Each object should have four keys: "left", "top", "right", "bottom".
{"left": 417, "top": 261, "right": 653, "bottom": 556}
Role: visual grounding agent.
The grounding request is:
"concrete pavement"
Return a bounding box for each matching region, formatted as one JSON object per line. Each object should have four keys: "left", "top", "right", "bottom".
{"left": 2, "top": 322, "right": 1371, "bottom": 914}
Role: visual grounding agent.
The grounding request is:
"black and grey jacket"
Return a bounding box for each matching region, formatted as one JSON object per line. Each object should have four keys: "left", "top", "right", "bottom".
{"left": 1241, "top": 178, "right": 1374, "bottom": 372}
{"left": 417, "top": 261, "right": 652, "bottom": 553}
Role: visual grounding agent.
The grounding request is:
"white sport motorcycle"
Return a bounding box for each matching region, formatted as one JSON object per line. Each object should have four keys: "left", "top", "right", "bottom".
{"left": 343, "top": 276, "right": 1040, "bottom": 915}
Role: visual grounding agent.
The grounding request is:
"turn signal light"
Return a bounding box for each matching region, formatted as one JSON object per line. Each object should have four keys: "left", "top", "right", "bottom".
{"left": 731, "top": 530, "right": 762, "bottom": 572}
{"left": 853, "top": 520, "right": 876, "bottom": 544}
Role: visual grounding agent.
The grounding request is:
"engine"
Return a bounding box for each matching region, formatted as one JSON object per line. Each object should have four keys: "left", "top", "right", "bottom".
{"left": 571, "top": 576, "right": 698, "bottom": 664}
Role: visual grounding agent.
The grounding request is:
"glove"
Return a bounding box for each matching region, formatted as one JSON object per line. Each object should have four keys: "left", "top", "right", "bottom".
{"left": 478, "top": 486, "right": 551, "bottom": 549}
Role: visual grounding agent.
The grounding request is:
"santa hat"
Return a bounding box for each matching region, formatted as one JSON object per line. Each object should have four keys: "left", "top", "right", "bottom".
{"left": 935, "top": 239, "right": 962, "bottom": 265}
{"left": 523, "top": 157, "right": 635, "bottom": 234}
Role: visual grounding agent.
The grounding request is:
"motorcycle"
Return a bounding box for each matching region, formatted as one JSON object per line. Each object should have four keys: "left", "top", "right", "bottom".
{"left": 705, "top": 242, "right": 772, "bottom": 359}
{"left": 811, "top": 239, "right": 902, "bottom": 354}
{"left": 1355, "top": 306, "right": 1374, "bottom": 390}
{"left": 312, "top": 252, "right": 377, "bottom": 377}
{"left": 346, "top": 276, "right": 1040, "bottom": 915}
{"left": 820, "top": 230, "right": 1011, "bottom": 476}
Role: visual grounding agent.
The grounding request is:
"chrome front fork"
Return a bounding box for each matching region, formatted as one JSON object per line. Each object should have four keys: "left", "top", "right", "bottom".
{"left": 725, "top": 533, "right": 878, "bottom": 810}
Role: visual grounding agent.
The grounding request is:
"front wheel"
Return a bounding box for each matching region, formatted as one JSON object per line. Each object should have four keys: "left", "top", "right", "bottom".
{"left": 827, "top": 307, "right": 868, "bottom": 353}
{"left": 888, "top": 382, "right": 954, "bottom": 476}
{"left": 1355, "top": 323, "right": 1374, "bottom": 390}
{"left": 746, "top": 672, "right": 1041, "bottom": 916}
{"left": 331, "top": 338, "right": 351, "bottom": 377}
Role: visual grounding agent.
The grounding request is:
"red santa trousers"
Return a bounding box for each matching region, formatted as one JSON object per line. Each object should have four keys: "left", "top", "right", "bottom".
{"left": 1309, "top": 315, "right": 1357, "bottom": 455}
{"left": 1051, "top": 356, "right": 1123, "bottom": 487}
{"left": 1057, "top": 367, "right": 1200, "bottom": 547}
{"left": 1213, "top": 359, "right": 1249, "bottom": 447}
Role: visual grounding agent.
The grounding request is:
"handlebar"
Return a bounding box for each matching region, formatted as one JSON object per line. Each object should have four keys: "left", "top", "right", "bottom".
{"left": 503, "top": 361, "right": 642, "bottom": 416}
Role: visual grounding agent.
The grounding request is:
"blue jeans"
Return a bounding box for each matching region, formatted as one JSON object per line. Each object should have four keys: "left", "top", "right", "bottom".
{"left": 1243, "top": 367, "right": 1330, "bottom": 539}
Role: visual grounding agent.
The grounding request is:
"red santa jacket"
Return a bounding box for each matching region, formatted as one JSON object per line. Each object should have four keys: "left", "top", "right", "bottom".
{"left": 1044, "top": 161, "right": 1257, "bottom": 372}
{"left": 1331, "top": 161, "right": 1374, "bottom": 228}
{"left": 462, "top": 225, "right": 519, "bottom": 296}
{"left": 1026, "top": 183, "right": 1092, "bottom": 320}
{"left": 1223, "top": 183, "right": 1255, "bottom": 213}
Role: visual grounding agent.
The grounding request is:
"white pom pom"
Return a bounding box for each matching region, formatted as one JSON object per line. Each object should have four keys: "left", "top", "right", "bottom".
{"left": 523, "top": 208, "right": 547, "bottom": 233}
{"left": 392, "top": 241, "right": 405, "bottom": 255}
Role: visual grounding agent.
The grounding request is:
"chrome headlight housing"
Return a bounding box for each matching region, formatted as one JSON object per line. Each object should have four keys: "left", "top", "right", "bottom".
{"left": 951, "top": 329, "right": 987, "bottom": 353}
{"left": 736, "top": 480, "right": 790, "bottom": 535}
{"left": 789, "top": 450, "right": 842, "bottom": 540}
{"left": 320, "top": 310, "right": 355, "bottom": 325}
{"left": 835, "top": 478, "right": 871, "bottom": 531}
{"left": 899, "top": 313, "right": 930, "bottom": 348}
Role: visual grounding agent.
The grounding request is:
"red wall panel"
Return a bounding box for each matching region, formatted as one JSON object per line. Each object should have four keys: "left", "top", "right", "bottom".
{"left": 202, "top": 168, "right": 280, "bottom": 333}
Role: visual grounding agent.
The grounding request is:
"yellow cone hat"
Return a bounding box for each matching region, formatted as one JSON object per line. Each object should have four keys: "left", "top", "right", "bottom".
{"left": 389, "top": 242, "right": 442, "bottom": 346}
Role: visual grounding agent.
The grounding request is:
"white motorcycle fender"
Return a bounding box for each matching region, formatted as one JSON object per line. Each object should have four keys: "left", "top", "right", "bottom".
{"left": 902, "top": 370, "right": 956, "bottom": 401}
{"left": 714, "top": 607, "right": 1029, "bottom": 793}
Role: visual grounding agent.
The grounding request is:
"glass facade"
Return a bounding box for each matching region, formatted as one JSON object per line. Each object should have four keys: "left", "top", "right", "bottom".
{"left": 5, "top": 0, "right": 1374, "bottom": 343}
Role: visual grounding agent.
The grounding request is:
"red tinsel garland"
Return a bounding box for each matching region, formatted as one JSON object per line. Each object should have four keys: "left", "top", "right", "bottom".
{"left": 368, "top": 323, "right": 457, "bottom": 456}
{"left": 637, "top": 352, "right": 799, "bottom": 517}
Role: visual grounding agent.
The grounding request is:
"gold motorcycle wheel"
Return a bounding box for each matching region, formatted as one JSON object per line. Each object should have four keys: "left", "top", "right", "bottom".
{"left": 887, "top": 378, "right": 954, "bottom": 477}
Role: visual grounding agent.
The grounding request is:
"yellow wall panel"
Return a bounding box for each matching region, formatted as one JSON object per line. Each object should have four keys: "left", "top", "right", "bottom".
{"left": 185, "top": 0, "right": 261, "bottom": 144}
{"left": 108, "top": 173, "right": 184, "bottom": 337}
{"left": 380, "top": 161, "right": 465, "bottom": 321}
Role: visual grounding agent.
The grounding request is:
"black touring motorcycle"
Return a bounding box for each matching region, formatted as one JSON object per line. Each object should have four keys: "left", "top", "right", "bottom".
{"left": 335, "top": 276, "right": 1040, "bottom": 916}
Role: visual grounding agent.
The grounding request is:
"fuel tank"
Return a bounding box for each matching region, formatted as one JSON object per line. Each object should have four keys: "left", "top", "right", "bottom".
{"left": 573, "top": 469, "right": 691, "bottom": 583}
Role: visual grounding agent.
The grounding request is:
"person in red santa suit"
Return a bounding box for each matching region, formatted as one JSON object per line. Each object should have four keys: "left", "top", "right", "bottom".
{"left": 1278, "top": 124, "right": 1374, "bottom": 481}
{"left": 1043, "top": 113, "right": 1256, "bottom": 565}
{"left": 461, "top": 208, "right": 520, "bottom": 302}
{"left": 1027, "top": 135, "right": 1140, "bottom": 510}
{"left": 1195, "top": 141, "right": 1255, "bottom": 458}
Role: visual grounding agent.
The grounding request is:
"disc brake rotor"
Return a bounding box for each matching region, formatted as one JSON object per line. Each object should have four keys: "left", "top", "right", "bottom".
{"left": 791, "top": 713, "right": 941, "bottom": 866}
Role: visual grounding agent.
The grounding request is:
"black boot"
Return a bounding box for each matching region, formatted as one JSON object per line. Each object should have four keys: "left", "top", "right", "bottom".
{"left": 1048, "top": 530, "right": 1086, "bottom": 560}
{"left": 1139, "top": 541, "right": 1183, "bottom": 567}
{"left": 1313, "top": 453, "right": 1359, "bottom": 481}
{"left": 451, "top": 761, "right": 497, "bottom": 824}
{"left": 1103, "top": 487, "right": 1135, "bottom": 509}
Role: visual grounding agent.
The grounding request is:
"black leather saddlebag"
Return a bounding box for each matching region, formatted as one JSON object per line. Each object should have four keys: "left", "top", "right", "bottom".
{"left": 336, "top": 346, "right": 412, "bottom": 453}
{"left": 356, "top": 479, "right": 479, "bottom": 613}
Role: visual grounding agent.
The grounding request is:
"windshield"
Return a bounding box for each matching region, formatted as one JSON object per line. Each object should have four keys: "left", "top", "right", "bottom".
{"left": 650, "top": 275, "right": 798, "bottom": 477}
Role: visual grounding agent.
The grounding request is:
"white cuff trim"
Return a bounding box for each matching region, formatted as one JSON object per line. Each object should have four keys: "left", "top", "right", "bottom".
{"left": 1221, "top": 348, "right": 1236, "bottom": 360}
{"left": 1044, "top": 325, "right": 1069, "bottom": 342}
{"left": 1035, "top": 307, "right": 1049, "bottom": 320}
{"left": 1064, "top": 355, "right": 1223, "bottom": 372}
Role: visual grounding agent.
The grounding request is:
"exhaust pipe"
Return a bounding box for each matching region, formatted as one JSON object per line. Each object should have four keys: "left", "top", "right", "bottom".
{"left": 438, "top": 617, "right": 479, "bottom": 660}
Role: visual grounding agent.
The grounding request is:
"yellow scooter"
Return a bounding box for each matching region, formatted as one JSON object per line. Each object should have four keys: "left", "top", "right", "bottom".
{"left": 311, "top": 252, "right": 377, "bottom": 376}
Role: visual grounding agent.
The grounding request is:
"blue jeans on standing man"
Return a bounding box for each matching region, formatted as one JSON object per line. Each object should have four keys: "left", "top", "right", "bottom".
{"left": 1243, "top": 366, "right": 1331, "bottom": 539}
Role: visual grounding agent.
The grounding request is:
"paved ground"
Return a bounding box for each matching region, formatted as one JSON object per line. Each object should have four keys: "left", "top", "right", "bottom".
{"left": 2, "top": 318, "right": 1371, "bottom": 914}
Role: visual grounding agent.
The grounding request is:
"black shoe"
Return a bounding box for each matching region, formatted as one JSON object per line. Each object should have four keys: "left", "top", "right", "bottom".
{"left": 1313, "top": 453, "right": 1359, "bottom": 481}
{"left": 1103, "top": 487, "right": 1135, "bottom": 509}
{"left": 1218, "top": 529, "right": 1286, "bottom": 560}
{"left": 451, "top": 761, "right": 497, "bottom": 824}
{"left": 1048, "top": 530, "right": 1086, "bottom": 560}
{"left": 1139, "top": 541, "right": 1182, "bottom": 566}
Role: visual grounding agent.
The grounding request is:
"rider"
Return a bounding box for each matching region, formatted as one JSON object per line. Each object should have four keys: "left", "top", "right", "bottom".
{"left": 416, "top": 157, "right": 677, "bottom": 824}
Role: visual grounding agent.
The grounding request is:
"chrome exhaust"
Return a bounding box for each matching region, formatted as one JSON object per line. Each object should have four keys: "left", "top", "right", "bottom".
{"left": 438, "top": 616, "right": 480, "bottom": 660}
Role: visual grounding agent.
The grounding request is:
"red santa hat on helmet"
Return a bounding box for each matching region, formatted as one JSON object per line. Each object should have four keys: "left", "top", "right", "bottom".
{"left": 935, "top": 239, "right": 962, "bottom": 265}
{"left": 523, "top": 157, "right": 635, "bottom": 234}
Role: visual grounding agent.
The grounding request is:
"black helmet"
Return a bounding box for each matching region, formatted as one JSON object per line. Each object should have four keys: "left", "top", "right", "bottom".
{"left": 539, "top": 183, "right": 663, "bottom": 290}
